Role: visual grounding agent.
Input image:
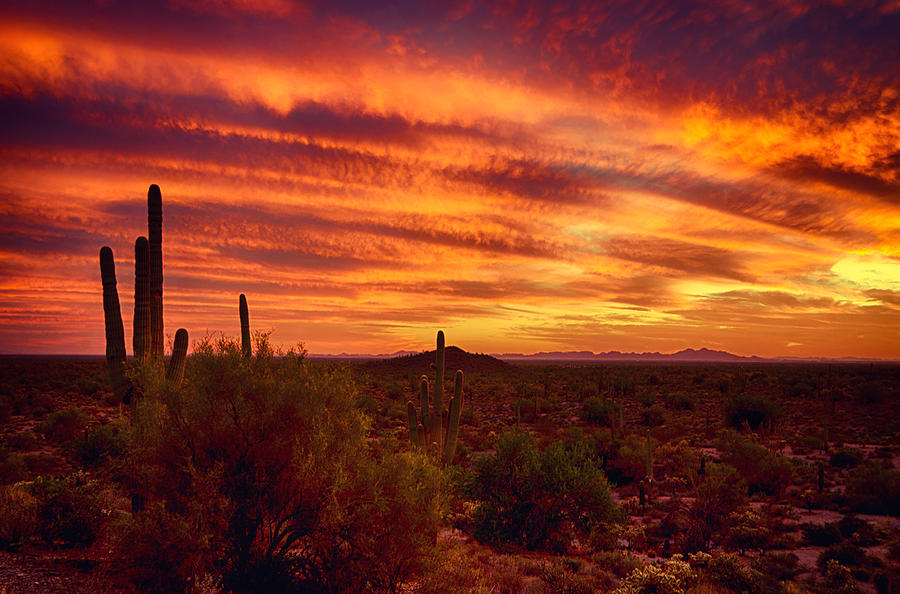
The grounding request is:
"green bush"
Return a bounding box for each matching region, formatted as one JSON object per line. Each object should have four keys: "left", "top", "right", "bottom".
{"left": 74, "top": 422, "right": 127, "bottom": 467}
{"left": 581, "top": 398, "right": 621, "bottom": 426}
{"left": 665, "top": 392, "right": 695, "bottom": 410}
{"left": 724, "top": 393, "right": 780, "bottom": 430}
{"left": 30, "top": 472, "right": 105, "bottom": 547}
{"left": 39, "top": 406, "right": 89, "bottom": 443}
{"left": 716, "top": 432, "right": 793, "bottom": 496}
{"left": 117, "top": 336, "right": 444, "bottom": 592}
{"left": 609, "top": 433, "right": 654, "bottom": 485}
{"left": 679, "top": 463, "right": 747, "bottom": 553}
{"left": 802, "top": 522, "right": 843, "bottom": 547}
{"left": 639, "top": 405, "right": 666, "bottom": 427}
{"left": 845, "top": 461, "right": 900, "bottom": 516}
{"left": 830, "top": 447, "right": 864, "bottom": 469}
{"left": 471, "top": 430, "right": 620, "bottom": 552}
{"left": 5, "top": 431, "right": 40, "bottom": 451}
{"left": 0, "top": 484, "right": 38, "bottom": 549}
{"left": 0, "top": 449, "right": 29, "bottom": 485}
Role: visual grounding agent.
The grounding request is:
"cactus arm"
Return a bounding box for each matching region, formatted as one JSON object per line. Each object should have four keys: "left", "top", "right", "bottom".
{"left": 239, "top": 293, "right": 251, "bottom": 358}
{"left": 166, "top": 328, "right": 188, "bottom": 386}
{"left": 100, "top": 247, "right": 133, "bottom": 403}
{"left": 442, "top": 370, "right": 463, "bottom": 465}
{"left": 148, "top": 184, "right": 164, "bottom": 362}
{"left": 133, "top": 236, "right": 150, "bottom": 360}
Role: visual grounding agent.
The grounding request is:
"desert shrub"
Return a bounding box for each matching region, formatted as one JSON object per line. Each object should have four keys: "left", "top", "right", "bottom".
{"left": 822, "top": 560, "right": 862, "bottom": 593}
{"left": 855, "top": 379, "right": 890, "bottom": 404}
{"left": 118, "top": 336, "right": 443, "bottom": 592}
{"left": 74, "top": 422, "right": 127, "bottom": 468}
{"left": 724, "top": 393, "right": 780, "bottom": 430}
{"left": 111, "top": 501, "right": 210, "bottom": 593}
{"left": 0, "top": 484, "right": 38, "bottom": 549}
{"left": 640, "top": 405, "right": 666, "bottom": 427}
{"left": 818, "top": 543, "right": 869, "bottom": 579}
{"left": 716, "top": 432, "right": 793, "bottom": 496}
{"left": 666, "top": 392, "right": 695, "bottom": 410}
{"left": 593, "top": 549, "right": 644, "bottom": 578}
{"left": 830, "top": 447, "right": 864, "bottom": 469}
{"left": 614, "top": 555, "right": 695, "bottom": 594}
{"left": 702, "top": 553, "right": 759, "bottom": 594}
{"left": 5, "top": 431, "right": 40, "bottom": 451}
{"left": 724, "top": 509, "right": 770, "bottom": 554}
{"left": 845, "top": 460, "right": 900, "bottom": 516}
{"left": 679, "top": 463, "right": 747, "bottom": 553}
{"left": 471, "top": 430, "right": 620, "bottom": 552}
{"left": 802, "top": 522, "right": 844, "bottom": 547}
{"left": 39, "top": 406, "right": 89, "bottom": 443}
{"left": 655, "top": 440, "right": 700, "bottom": 484}
{"left": 0, "top": 449, "right": 29, "bottom": 485}
{"left": 837, "top": 515, "right": 880, "bottom": 546}
{"left": 581, "top": 397, "right": 621, "bottom": 426}
{"left": 515, "top": 396, "right": 551, "bottom": 422}
{"left": 635, "top": 390, "right": 656, "bottom": 407}
{"left": 30, "top": 472, "right": 105, "bottom": 547}
{"left": 538, "top": 559, "right": 597, "bottom": 594}
{"left": 609, "top": 433, "right": 655, "bottom": 485}
{"left": 23, "top": 452, "right": 57, "bottom": 475}
{"left": 752, "top": 551, "right": 800, "bottom": 582}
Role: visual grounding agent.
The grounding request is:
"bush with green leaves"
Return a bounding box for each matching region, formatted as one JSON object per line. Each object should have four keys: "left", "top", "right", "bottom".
{"left": 845, "top": 460, "right": 900, "bottom": 516}
{"left": 116, "top": 336, "right": 444, "bottom": 592}
{"left": 581, "top": 397, "right": 621, "bottom": 426}
{"left": 470, "top": 430, "right": 621, "bottom": 552}
{"left": 678, "top": 463, "right": 747, "bottom": 553}
{"left": 830, "top": 447, "right": 864, "bottom": 469}
{"left": 724, "top": 393, "right": 780, "bottom": 430}
{"left": 30, "top": 472, "right": 105, "bottom": 547}
{"left": 613, "top": 555, "right": 695, "bottom": 594}
{"left": 74, "top": 422, "right": 127, "bottom": 467}
{"left": 0, "top": 484, "right": 38, "bottom": 549}
{"left": 39, "top": 406, "right": 89, "bottom": 443}
{"left": 716, "top": 431, "right": 793, "bottom": 497}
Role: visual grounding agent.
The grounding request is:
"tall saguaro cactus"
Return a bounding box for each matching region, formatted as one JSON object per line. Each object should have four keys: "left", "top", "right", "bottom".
{"left": 239, "top": 293, "right": 251, "bottom": 358}
{"left": 100, "top": 247, "right": 133, "bottom": 403}
{"left": 133, "top": 236, "right": 150, "bottom": 360}
{"left": 148, "top": 184, "right": 164, "bottom": 361}
{"left": 407, "top": 331, "right": 464, "bottom": 465}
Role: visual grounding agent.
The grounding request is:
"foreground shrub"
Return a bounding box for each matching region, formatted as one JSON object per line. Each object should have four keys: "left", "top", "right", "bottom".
{"left": 0, "top": 484, "right": 38, "bottom": 549}
{"left": 845, "top": 460, "right": 900, "bottom": 516}
{"left": 74, "top": 422, "right": 127, "bottom": 467}
{"left": 613, "top": 555, "right": 695, "bottom": 594}
{"left": 677, "top": 463, "right": 747, "bottom": 553}
{"left": 115, "top": 337, "right": 444, "bottom": 592}
{"left": 30, "top": 472, "right": 105, "bottom": 547}
{"left": 471, "top": 430, "right": 620, "bottom": 552}
{"left": 39, "top": 406, "right": 89, "bottom": 443}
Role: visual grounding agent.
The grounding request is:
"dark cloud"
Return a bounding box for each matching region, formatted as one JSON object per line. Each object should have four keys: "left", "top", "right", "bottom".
{"left": 771, "top": 155, "right": 900, "bottom": 203}
{"left": 603, "top": 235, "right": 754, "bottom": 282}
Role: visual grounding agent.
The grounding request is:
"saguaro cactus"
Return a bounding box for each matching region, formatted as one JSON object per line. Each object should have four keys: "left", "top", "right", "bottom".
{"left": 407, "top": 331, "right": 464, "bottom": 465}
{"left": 167, "top": 328, "right": 189, "bottom": 386}
{"left": 239, "top": 293, "right": 251, "bottom": 358}
{"left": 100, "top": 247, "right": 133, "bottom": 403}
{"left": 133, "top": 236, "right": 150, "bottom": 360}
{"left": 148, "top": 184, "right": 163, "bottom": 362}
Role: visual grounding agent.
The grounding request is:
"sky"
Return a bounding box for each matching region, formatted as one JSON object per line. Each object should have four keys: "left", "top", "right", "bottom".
{"left": 1, "top": 0, "right": 899, "bottom": 358}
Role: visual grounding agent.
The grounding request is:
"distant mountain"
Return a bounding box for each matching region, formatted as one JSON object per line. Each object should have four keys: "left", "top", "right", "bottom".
{"left": 309, "top": 350, "right": 419, "bottom": 360}
{"left": 494, "top": 347, "right": 767, "bottom": 362}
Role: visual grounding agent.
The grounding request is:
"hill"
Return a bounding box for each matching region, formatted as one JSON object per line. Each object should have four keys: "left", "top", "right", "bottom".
{"left": 362, "top": 345, "right": 514, "bottom": 375}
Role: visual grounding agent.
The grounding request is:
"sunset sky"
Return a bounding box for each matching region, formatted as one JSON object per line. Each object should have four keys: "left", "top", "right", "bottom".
{"left": 1, "top": 0, "right": 899, "bottom": 358}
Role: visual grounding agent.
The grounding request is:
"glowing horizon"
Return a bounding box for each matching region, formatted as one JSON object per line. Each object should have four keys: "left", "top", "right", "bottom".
{"left": 1, "top": 1, "right": 898, "bottom": 358}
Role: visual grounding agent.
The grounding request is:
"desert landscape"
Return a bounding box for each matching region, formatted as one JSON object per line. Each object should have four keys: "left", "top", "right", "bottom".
{"left": 2, "top": 1, "right": 899, "bottom": 592}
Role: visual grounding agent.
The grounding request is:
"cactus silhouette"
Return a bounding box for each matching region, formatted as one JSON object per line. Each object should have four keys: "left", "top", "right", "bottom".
{"left": 407, "top": 331, "right": 464, "bottom": 465}
{"left": 148, "top": 184, "right": 163, "bottom": 361}
{"left": 100, "top": 247, "right": 134, "bottom": 403}
{"left": 239, "top": 293, "right": 251, "bottom": 358}
{"left": 133, "top": 236, "right": 150, "bottom": 360}
{"left": 167, "top": 328, "right": 188, "bottom": 386}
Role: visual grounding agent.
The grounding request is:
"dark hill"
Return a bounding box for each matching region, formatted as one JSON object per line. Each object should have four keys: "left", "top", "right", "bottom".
{"left": 363, "top": 346, "right": 514, "bottom": 375}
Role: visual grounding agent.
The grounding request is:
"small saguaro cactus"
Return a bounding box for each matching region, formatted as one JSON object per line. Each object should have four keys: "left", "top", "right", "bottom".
{"left": 407, "top": 331, "right": 464, "bottom": 465}
{"left": 100, "top": 247, "right": 134, "bottom": 403}
{"left": 133, "top": 236, "right": 150, "bottom": 360}
{"left": 239, "top": 293, "right": 251, "bottom": 358}
{"left": 167, "top": 328, "right": 189, "bottom": 386}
